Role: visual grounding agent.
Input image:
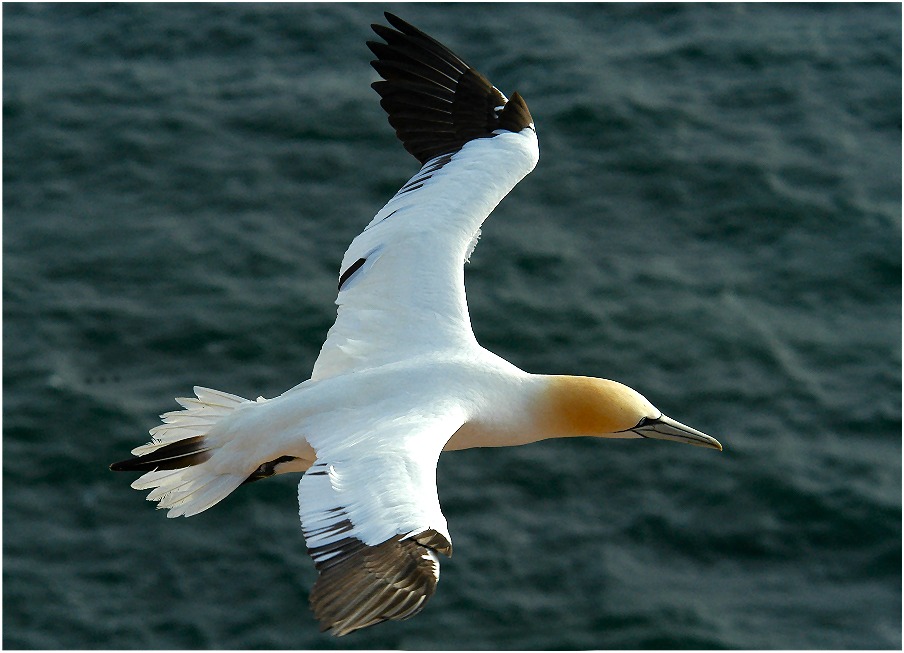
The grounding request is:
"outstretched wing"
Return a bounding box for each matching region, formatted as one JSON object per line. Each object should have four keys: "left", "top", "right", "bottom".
{"left": 298, "top": 407, "right": 465, "bottom": 636}
{"left": 311, "top": 13, "right": 538, "bottom": 381}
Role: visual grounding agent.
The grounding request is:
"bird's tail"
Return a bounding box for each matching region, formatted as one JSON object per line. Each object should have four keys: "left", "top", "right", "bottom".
{"left": 110, "top": 387, "right": 257, "bottom": 518}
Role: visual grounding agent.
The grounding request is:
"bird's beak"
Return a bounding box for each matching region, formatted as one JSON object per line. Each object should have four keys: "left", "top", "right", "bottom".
{"left": 632, "top": 414, "right": 723, "bottom": 451}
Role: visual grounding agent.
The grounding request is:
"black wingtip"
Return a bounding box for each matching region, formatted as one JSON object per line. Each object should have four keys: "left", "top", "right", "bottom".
{"left": 497, "top": 91, "right": 534, "bottom": 132}
{"left": 369, "top": 12, "right": 530, "bottom": 164}
{"left": 382, "top": 12, "right": 408, "bottom": 31}
{"left": 381, "top": 12, "right": 439, "bottom": 44}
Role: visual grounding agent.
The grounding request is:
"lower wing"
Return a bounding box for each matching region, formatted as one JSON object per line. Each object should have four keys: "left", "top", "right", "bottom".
{"left": 297, "top": 406, "right": 466, "bottom": 636}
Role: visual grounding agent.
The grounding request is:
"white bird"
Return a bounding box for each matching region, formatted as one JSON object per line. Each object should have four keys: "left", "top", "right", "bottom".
{"left": 111, "top": 12, "right": 722, "bottom": 637}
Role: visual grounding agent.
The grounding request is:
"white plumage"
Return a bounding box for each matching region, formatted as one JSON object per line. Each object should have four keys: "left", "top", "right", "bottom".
{"left": 313, "top": 130, "right": 538, "bottom": 382}
{"left": 111, "top": 12, "right": 721, "bottom": 637}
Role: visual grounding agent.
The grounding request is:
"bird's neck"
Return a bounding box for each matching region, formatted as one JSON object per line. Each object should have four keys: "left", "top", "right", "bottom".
{"left": 445, "top": 374, "right": 634, "bottom": 451}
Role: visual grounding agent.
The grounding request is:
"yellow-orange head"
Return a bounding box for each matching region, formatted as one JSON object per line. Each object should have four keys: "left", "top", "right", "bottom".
{"left": 535, "top": 375, "right": 722, "bottom": 450}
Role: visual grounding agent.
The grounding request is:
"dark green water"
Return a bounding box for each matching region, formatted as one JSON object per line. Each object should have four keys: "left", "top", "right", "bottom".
{"left": 4, "top": 3, "right": 901, "bottom": 649}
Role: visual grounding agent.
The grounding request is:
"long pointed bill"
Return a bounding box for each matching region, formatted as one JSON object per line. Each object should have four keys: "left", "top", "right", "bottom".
{"left": 633, "top": 414, "right": 723, "bottom": 451}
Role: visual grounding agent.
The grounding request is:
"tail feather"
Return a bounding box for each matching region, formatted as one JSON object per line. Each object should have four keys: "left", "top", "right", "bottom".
{"left": 157, "top": 475, "right": 245, "bottom": 518}
{"left": 129, "top": 467, "right": 188, "bottom": 491}
{"left": 144, "top": 467, "right": 207, "bottom": 502}
{"left": 186, "top": 387, "right": 248, "bottom": 410}
{"left": 111, "top": 386, "right": 258, "bottom": 518}
{"left": 132, "top": 387, "right": 250, "bottom": 456}
{"left": 110, "top": 436, "right": 213, "bottom": 472}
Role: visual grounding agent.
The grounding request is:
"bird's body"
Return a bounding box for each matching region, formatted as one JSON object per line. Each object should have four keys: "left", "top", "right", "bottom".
{"left": 112, "top": 13, "right": 721, "bottom": 637}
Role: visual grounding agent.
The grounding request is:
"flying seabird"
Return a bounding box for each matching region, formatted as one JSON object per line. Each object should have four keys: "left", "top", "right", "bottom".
{"left": 111, "top": 12, "right": 722, "bottom": 637}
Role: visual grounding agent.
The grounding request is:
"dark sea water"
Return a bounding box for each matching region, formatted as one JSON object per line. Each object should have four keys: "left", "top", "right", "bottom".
{"left": 4, "top": 3, "right": 901, "bottom": 649}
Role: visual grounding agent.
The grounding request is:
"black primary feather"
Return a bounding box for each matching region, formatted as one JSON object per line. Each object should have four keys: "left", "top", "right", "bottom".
{"left": 369, "top": 12, "right": 533, "bottom": 165}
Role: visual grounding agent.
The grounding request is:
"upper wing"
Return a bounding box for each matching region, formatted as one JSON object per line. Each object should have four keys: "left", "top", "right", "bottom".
{"left": 298, "top": 407, "right": 466, "bottom": 636}
{"left": 311, "top": 13, "right": 539, "bottom": 381}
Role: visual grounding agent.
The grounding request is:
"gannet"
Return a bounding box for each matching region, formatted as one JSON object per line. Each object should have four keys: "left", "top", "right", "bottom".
{"left": 111, "top": 13, "right": 722, "bottom": 637}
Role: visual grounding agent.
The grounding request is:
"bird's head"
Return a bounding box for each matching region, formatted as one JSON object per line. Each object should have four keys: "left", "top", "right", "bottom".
{"left": 538, "top": 375, "right": 722, "bottom": 451}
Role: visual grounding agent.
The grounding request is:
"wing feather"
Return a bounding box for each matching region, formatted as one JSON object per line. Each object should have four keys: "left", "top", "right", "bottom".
{"left": 298, "top": 409, "right": 462, "bottom": 636}
{"left": 368, "top": 11, "right": 533, "bottom": 164}
{"left": 310, "top": 14, "right": 539, "bottom": 381}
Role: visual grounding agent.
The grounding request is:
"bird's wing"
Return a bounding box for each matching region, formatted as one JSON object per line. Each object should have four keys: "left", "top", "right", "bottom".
{"left": 310, "top": 12, "right": 538, "bottom": 381}
{"left": 297, "top": 405, "right": 465, "bottom": 636}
